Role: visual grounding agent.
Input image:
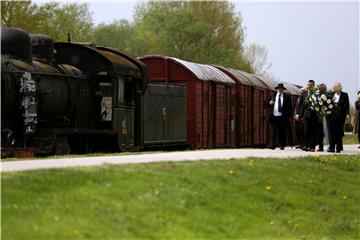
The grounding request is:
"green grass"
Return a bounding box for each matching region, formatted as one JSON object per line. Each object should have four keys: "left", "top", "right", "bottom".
{"left": 343, "top": 134, "right": 359, "bottom": 144}
{"left": 2, "top": 155, "right": 360, "bottom": 239}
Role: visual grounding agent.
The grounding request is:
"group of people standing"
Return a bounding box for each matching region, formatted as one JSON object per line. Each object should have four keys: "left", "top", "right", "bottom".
{"left": 268, "top": 79, "right": 352, "bottom": 153}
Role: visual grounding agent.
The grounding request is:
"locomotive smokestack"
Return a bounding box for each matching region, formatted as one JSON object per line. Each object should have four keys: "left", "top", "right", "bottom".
{"left": 67, "top": 33, "right": 71, "bottom": 43}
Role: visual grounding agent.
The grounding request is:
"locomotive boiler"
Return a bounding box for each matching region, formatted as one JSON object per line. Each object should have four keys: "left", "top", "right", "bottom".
{"left": 1, "top": 28, "right": 187, "bottom": 157}
{"left": 2, "top": 28, "right": 90, "bottom": 156}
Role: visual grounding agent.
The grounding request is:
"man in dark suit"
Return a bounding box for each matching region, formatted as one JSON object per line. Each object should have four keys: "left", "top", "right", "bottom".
{"left": 294, "top": 87, "right": 307, "bottom": 149}
{"left": 327, "top": 82, "right": 350, "bottom": 153}
{"left": 268, "top": 83, "right": 292, "bottom": 150}
{"left": 296, "top": 79, "right": 318, "bottom": 152}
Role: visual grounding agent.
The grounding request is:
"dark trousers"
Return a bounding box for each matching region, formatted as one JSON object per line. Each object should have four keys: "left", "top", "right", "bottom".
{"left": 327, "top": 116, "right": 345, "bottom": 151}
{"left": 270, "top": 116, "right": 287, "bottom": 148}
{"left": 316, "top": 118, "right": 324, "bottom": 149}
{"left": 295, "top": 120, "right": 304, "bottom": 147}
{"left": 358, "top": 119, "right": 360, "bottom": 143}
{"left": 303, "top": 116, "right": 318, "bottom": 149}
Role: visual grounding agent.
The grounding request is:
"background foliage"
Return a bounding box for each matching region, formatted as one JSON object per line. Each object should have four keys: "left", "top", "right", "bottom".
{"left": 1, "top": 1, "right": 93, "bottom": 42}
{"left": 130, "top": 1, "right": 252, "bottom": 70}
{"left": 1, "top": 0, "right": 260, "bottom": 72}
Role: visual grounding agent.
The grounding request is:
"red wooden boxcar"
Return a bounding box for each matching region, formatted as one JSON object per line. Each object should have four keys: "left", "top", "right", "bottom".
{"left": 139, "top": 55, "right": 236, "bottom": 149}
{"left": 215, "top": 67, "right": 270, "bottom": 147}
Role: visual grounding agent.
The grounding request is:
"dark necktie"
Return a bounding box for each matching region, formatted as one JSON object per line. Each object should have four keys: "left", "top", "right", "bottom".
{"left": 278, "top": 94, "right": 282, "bottom": 113}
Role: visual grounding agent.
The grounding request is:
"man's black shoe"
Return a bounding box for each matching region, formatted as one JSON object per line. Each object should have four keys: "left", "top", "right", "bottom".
{"left": 268, "top": 146, "right": 275, "bottom": 150}
{"left": 327, "top": 148, "right": 335, "bottom": 153}
{"left": 280, "top": 147, "right": 285, "bottom": 150}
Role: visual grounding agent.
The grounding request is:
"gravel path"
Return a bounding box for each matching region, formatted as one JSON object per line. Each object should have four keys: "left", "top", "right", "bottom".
{"left": 2, "top": 145, "right": 359, "bottom": 172}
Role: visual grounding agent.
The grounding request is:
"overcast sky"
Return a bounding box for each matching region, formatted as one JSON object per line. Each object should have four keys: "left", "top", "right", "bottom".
{"left": 88, "top": 1, "right": 359, "bottom": 104}
{"left": 236, "top": 2, "right": 359, "bottom": 104}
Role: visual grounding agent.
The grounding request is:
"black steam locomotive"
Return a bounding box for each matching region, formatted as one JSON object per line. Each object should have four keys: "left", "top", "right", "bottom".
{"left": 1, "top": 28, "right": 186, "bottom": 157}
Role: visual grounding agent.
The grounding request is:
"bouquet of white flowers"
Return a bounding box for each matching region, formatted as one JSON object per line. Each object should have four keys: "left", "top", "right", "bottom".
{"left": 306, "top": 84, "right": 338, "bottom": 118}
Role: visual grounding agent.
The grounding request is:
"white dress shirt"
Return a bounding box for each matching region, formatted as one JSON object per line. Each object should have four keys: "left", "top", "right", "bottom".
{"left": 334, "top": 92, "right": 340, "bottom": 104}
{"left": 273, "top": 93, "right": 283, "bottom": 116}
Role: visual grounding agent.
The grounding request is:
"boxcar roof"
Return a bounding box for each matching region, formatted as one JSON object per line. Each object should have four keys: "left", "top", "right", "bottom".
{"left": 252, "top": 75, "right": 278, "bottom": 91}
{"left": 216, "top": 67, "right": 268, "bottom": 89}
{"left": 171, "top": 57, "right": 235, "bottom": 85}
{"left": 140, "top": 55, "right": 235, "bottom": 85}
{"left": 253, "top": 74, "right": 300, "bottom": 96}
{"left": 282, "top": 82, "right": 301, "bottom": 95}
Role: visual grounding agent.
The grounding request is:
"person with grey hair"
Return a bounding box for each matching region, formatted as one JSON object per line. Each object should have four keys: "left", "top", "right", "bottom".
{"left": 326, "top": 82, "right": 350, "bottom": 153}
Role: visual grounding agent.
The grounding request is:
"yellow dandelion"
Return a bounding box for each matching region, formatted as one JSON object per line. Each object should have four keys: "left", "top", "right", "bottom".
{"left": 228, "top": 169, "right": 235, "bottom": 175}
{"left": 342, "top": 195, "right": 347, "bottom": 200}
{"left": 265, "top": 185, "right": 272, "bottom": 190}
{"left": 248, "top": 159, "right": 254, "bottom": 167}
{"left": 319, "top": 158, "right": 328, "bottom": 163}
{"left": 313, "top": 153, "right": 320, "bottom": 158}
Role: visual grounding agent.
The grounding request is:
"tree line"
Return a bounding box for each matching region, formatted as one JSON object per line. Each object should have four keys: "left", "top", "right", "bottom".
{"left": 1, "top": 0, "right": 272, "bottom": 75}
